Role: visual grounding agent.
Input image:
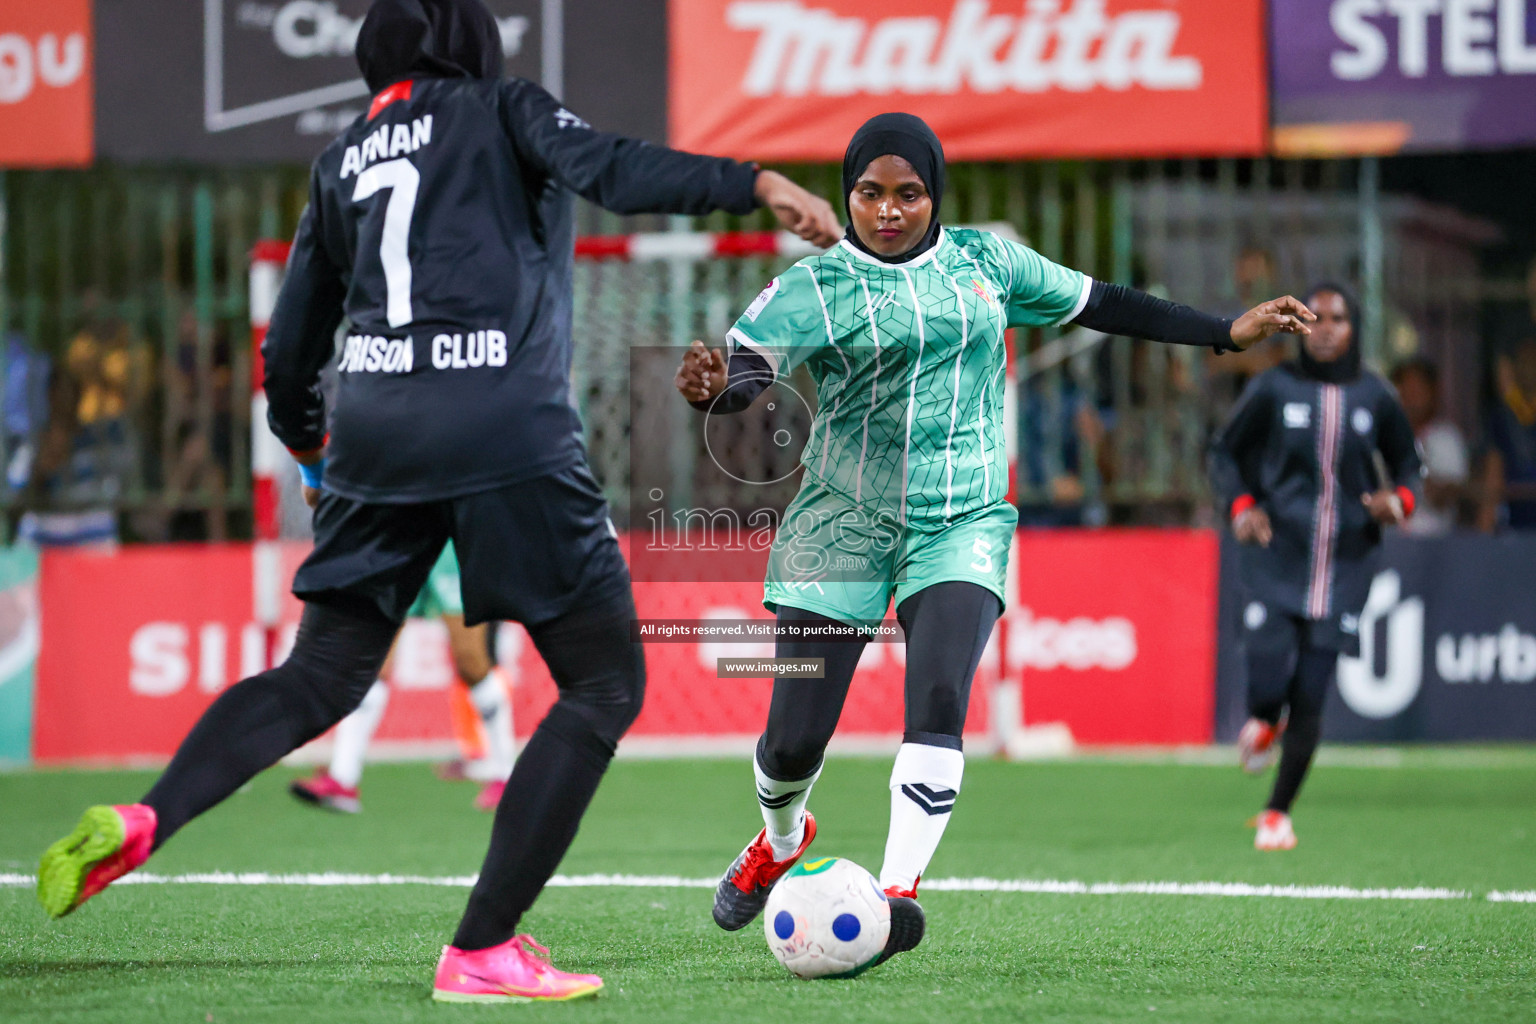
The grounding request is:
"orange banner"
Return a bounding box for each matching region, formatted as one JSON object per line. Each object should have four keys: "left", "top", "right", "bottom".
{"left": 669, "top": 0, "right": 1266, "bottom": 162}
{"left": 0, "top": 0, "right": 93, "bottom": 167}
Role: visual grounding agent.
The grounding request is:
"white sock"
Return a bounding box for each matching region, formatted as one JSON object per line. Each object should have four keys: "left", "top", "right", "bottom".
{"left": 879, "top": 742, "right": 964, "bottom": 892}
{"left": 469, "top": 669, "right": 516, "bottom": 780}
{"left": 328, "top": 681, "right": 390, "bottom": 789}
{"left": 755, "top": 751, "right": 821, "bottom": 860}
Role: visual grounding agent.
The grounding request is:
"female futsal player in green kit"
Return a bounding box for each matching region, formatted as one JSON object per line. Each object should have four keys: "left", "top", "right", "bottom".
{"left": 677, "top": 112, "right": 1316, "bottom": 970}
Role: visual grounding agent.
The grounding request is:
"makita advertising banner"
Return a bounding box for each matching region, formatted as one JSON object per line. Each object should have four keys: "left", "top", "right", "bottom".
{"left": 1217, "top": 534, "right": 1536, "bottom": 742}
{"left": 1272, "top": 0, "right": 1536, "bottom": 154}
{"left": 668, "top": 0, "right": 1268, "bottom": 161}
{"left": 0, "top": 0, "right": 93, "bottom": 167}
{"left": 92, "top": 0, "right": 669, "bottom": 164}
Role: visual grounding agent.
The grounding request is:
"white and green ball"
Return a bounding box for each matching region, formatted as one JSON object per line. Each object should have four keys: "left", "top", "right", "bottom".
{"left": 764, "top": 857, "right": 891, "bottom": 979}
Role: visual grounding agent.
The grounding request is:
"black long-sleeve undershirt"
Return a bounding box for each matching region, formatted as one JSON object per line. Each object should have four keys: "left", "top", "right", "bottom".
{"left": 1075, "top": 280, "right": 1237, "bottom": 352}
{"left": 692, "top": 280, "right": 1237, "bottom": 416}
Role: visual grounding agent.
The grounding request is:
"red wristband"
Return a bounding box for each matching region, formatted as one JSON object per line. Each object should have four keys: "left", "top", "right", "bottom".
{"left": 1231, "top": 494, "right": 1256, "bottom": 520}
{"left": 287, "top": 433, "right": 329, "bottom": 461}
{"left": 1395, "top": 486, "right": 1416, "bottom": 518}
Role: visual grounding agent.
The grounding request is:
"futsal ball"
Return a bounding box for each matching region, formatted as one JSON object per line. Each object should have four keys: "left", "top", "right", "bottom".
{"left": 764, "top": 857, "right": 891, "bottom": 979}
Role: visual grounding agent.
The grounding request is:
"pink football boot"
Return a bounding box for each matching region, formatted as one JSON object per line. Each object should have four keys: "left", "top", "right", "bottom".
{"left": 433, "top": 934, "right": 603, "bottom": 1003}
{"left": 38, "top": 804, "right": 157, "bottom": 918}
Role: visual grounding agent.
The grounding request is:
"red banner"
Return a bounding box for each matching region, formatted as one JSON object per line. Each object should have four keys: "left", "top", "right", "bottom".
{"left": 0, "top": 0, "right": 93, "bottom": 167}
{"left": 30, "top": 544, "right": 991, "bottom": 763}
{"left": 30, "top": 531, "right": 1215, "bottom": 762}
{"left": 669, "top": 0, "right": 1267, "bottom": 161}
{"left": 1007, "top": 530, "right": 1217, "bottom": 744}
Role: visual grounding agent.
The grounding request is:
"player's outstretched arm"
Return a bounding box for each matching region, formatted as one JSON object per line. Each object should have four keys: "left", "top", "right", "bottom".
{"left": 503, "top": 82, "right": 838, "bottom": 245}
{"left": 1070, "top": 283, "right": 1315, "bottom": 352}
{"left": 1228, "top": 296, "right": 1316, "bottom": 350}
{"left": 753, "top": 171, "right": 841, "bottom": 248}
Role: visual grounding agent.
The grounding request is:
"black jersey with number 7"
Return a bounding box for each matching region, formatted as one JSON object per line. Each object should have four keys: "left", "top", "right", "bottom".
{"left": 262, "top": 0, "right": 759, "bottom": 503}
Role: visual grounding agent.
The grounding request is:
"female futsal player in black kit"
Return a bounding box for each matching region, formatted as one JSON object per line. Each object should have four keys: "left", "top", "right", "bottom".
{"left": 1210, "top": 283, "right": 1421, "bottom": 850}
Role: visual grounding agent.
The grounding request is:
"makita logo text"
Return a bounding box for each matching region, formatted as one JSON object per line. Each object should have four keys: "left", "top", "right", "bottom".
{"left": 726, "top": 0, "right": 1202, "bottom": 97}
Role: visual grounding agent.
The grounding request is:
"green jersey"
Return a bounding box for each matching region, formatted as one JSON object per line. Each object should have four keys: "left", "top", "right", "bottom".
{"left": 728, "top": 227, "right": 1089, "bottom": 523}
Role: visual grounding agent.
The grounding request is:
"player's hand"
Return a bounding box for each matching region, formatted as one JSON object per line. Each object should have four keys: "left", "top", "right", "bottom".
{"left": 1229, "top": 296, "right": 1316, "bottom": 351}
{"left": 755, "top": 170, "right": 841, "bottom": 249}
{"left": 1233, "top": 506, "right": 1273, "bottom": 547}
{"left": 675, "top": 340, "right": 727, "bottom": 403}
{"left": 1363, "top": 489, "right": 1405, "bottom": 525}
{"left": 293, "top": 450, "right": 325, "bottom": 508}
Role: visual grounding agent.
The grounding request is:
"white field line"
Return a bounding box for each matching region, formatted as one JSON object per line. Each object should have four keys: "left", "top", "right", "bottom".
{"left": 0, "top": 872, "right": 1529, "bottom": 904}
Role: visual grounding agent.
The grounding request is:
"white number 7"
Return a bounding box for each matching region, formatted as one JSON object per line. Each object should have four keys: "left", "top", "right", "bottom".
{"left": 352, "top": 158, "right": 420, "bottom": 328}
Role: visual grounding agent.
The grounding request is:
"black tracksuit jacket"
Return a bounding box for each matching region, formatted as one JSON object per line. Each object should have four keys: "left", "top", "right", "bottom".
{"left": 262, "top": 4, "right": 759, "bottom": 503}
{"left": 1209, "top": 362, "right": 1422, "bottom": 624}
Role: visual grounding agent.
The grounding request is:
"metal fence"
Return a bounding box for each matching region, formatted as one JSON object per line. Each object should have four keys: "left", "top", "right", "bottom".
{"left": 0, "top": 159, "right": 1502, "bottom": 541}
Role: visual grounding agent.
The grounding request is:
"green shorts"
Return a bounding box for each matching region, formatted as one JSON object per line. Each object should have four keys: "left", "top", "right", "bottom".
{"left": 406, "top": 543, "right": 464, "bottom": 619}
{"left": 763, "top": 476, "right": 1017, "bottom": 626}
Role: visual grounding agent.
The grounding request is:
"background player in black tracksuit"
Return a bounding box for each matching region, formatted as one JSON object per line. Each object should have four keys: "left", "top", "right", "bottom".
{"left": 38, "top": 0, "right": 840, "bottom": 1002}
{"left": 1209, "top": 283, "right": 1421, "bottom": 850}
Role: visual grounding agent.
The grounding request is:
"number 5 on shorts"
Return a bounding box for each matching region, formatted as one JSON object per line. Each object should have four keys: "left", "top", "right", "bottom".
{"left": 969, "top": 536, "right": 994, "bottom": 573}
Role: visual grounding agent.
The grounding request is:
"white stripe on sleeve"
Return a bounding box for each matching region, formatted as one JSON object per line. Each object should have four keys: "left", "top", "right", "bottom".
{"left": 1053, "top": 274, "right": 1094, "bottom": 327}
{"left": 726, "top": 328, "right": 780, "bottom": 378}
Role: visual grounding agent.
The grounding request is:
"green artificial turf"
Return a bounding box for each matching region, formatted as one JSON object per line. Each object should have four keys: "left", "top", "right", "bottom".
{"left": 2, "top": 751, "right": 1534, "bottom": 1023}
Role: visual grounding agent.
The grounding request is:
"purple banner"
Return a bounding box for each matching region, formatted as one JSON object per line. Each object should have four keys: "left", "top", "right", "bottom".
{"left": 1272, "top": 0, "right": 1536, "bottom": 154}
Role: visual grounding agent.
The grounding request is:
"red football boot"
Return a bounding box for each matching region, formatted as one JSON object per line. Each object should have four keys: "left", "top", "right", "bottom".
{"left": 711, "top": 812, "right": 817, "bottom": 930}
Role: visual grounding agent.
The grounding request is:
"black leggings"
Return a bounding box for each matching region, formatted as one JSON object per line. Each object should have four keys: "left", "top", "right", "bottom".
{"left": 1245, "top": 615, "right": 1337, "bottom": 814}
{"left": 757, "top": 581, "right": 1002, "bottom": 781}
{"left": 144, "top": 592, "right": 644, "bottom": 852}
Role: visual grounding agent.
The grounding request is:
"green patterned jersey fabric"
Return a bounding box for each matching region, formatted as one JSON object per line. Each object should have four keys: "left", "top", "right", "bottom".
{"left": 728, "top": 227, "right": 1089, "bottom": 523}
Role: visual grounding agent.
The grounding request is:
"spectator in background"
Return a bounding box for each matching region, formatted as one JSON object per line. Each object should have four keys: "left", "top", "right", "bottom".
{"left": 3, "top": 331, "right": 50, "bottom": 496}
{"left": 1016, "top": 370, "right": 1105, "bottom": 528}
{"left": 1101, "top": 338, "right": 1203, "bottom": 525}
{"left": 162, "top": 310, "right": 234, "bottom": 541}
{"left": 1391, "top": 358, "right": 1468, "bottom": 536}
{"left": 20, "top": 294, "right": 150, "bottom": 547}
{"left": 1481, "top": 336, "right": 1536, "bottom": 531}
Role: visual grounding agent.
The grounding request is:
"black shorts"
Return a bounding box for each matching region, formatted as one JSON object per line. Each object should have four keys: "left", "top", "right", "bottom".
{"left": 293, "top": 462, "right": 629, "bottom": 627}
{"left": 1240, "top": 599, "right": 1361, "bottom": 658}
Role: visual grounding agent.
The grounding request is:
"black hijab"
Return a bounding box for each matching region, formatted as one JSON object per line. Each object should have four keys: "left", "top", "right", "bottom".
{"left": 1294, "top": 280, "right": 1363, "bottom": 384}
{"left": 841, "top": 113, "right": 946, "bottom": 264}
{"left": 356, "top": 0, "right": 502, "bottom": 94}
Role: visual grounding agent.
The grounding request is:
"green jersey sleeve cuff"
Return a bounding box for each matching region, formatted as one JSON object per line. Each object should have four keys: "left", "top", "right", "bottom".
{"left": 727, "top": 327, "right": 781, "bottom": 378}
{"left": 1054, "top": 274, "right": 1094, "bottom": 327}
